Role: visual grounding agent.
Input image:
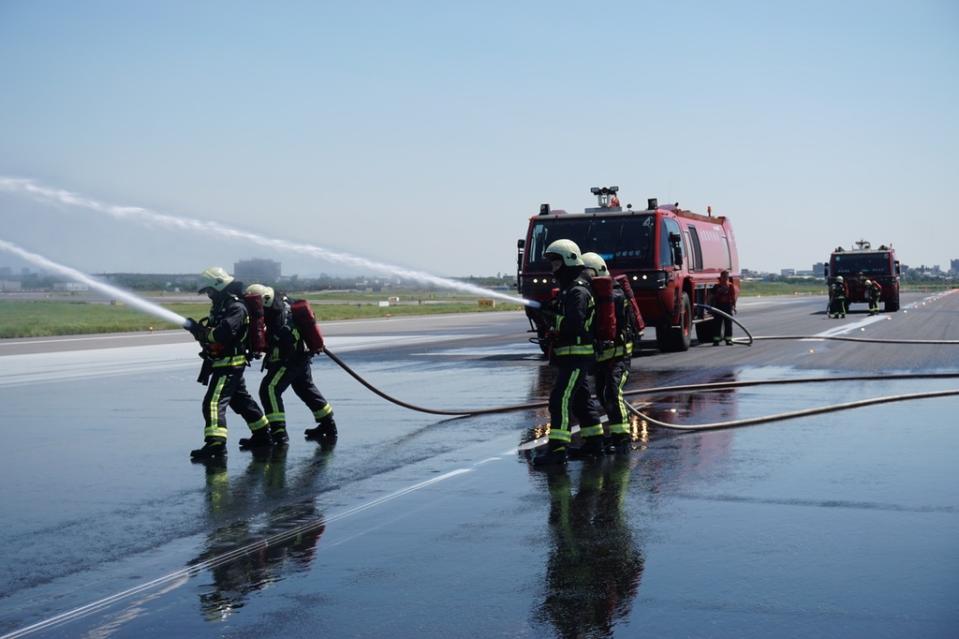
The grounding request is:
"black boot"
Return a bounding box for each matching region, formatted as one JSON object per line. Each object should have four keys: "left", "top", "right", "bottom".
{"left": 305, "top": 416, "right": 337, "bottom": 444}
{"left": 532, "top": 441, "right": 568, "bottom": 466}
{"left": 190, "top": 439, "right": 227, "bottom": 461}
{"left": 238, "top": 428, "right": 273, "bottom": 450}
{"left": 569, "top": 435, "right": 606, "bottom": 460}
{"left": 607, "top": 433, "right": 631, "bottom": 454}
{"left": 270, "top": 424, "right": 289, "bottom": 445}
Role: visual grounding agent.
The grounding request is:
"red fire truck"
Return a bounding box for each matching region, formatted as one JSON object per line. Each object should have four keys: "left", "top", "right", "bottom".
{"left": 516, "top": 187, "right": 740, "bottom": 353}
{"left": 824, "top": 240, "right": 901, "bottom": 312}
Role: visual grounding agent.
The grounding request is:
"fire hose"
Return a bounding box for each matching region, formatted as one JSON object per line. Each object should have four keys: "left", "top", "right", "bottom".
{"left": 324, "top": 347, "right": 959, "bottom": 427}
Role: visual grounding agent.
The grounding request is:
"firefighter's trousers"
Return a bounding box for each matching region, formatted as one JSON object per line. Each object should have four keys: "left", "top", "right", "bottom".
{"left": 203, "top": 365, "right": 268, "bottom": 442}
{"left": 548, "top": 358, "right": 604, "bottom": 446}
{"left": 259, "top": 357, "right": 333, "bottom": 432}
{"left": 710, "top": 303, "right": 734, "bottom": 342}
{"left": 829, "top": 296, "right": 847, "bottom": 317}
{"left": 594, "top": 357, "right": 631, "bottom": 436}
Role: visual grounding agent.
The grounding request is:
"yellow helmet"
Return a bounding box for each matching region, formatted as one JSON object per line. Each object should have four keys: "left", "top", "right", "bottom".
{"left": 544, "top": 239, "right": 584, "bottom": 267}
{"left": 245, "top": 283, "right": 275, "bottom": 307}
{"left": 581, "top": 252, "right": 608, "bottom": 275}
{"left": 198, "top": 266, "right": 234, "bottom": 293}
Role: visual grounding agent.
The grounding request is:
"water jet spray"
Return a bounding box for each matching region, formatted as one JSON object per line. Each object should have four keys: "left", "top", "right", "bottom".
{"left": 0, "top": 238, "right": 189, "bottom": 328}
{"left": 0, "top": 177, "right": 541, "bottom": 309}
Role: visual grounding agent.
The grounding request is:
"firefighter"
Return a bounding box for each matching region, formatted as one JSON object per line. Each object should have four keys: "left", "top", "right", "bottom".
{"left": 708, "top": 270, "right": 737, "bottom": 345}
{"left": 829, "top": 275, "right": 848, "bottom": 319}
{"left": 184, "top": 267, "right": 271, "bottom": 460}
{"left": 865, "top": 278, "right": 882, "bottom": 315}
{"left": 533, "top": 239, "right": 605, "bottom": 466}
{"left": 244, "top": 284, "right": 338, "bottom": 448}
{"left": 582, "top": 252, "right": 634, "bottom": 453}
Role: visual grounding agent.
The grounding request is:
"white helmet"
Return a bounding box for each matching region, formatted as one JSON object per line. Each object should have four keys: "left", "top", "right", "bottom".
{"left": 245, "top": 283, "right": 275, "bottom": 307}
{"left": 581, "top": 252, "right": 608, "bottom": 275}
{"left": 544, "top": 239, "right": 584, "bottom": 267}
{"left": 198, "top": 266, "right": 234, "bottom": 293}
{"left": 835, "top": 275, "right": 844, "bottom": 283}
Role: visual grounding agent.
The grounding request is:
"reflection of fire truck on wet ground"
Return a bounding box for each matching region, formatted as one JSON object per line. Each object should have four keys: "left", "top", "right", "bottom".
{"left": 516, "top": 186, "right": 740, "bottom": 353}
{"left": 824, "top": 240, "right": 901, "bottom": 312}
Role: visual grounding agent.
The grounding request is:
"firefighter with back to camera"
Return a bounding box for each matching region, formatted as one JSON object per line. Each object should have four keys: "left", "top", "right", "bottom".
{"left": 582, "top": 252, "right": 635, "bottom": 453}
{"left": 865, "top": 278, "right": 882, "bottom": 315}
{"left": 244, "top": 284, "right": 338, "bottom": 448}
{"left": 184, "top": 267, "right": 271, "bottom": 461}
{"left": 829, "top": 275, "right": 848, "bottom": 319}
{"left": 708, "top": 269, "right": 737, "bottom": 345}
{"left": 533, "top": 239, "right": 605, "bottom": 466}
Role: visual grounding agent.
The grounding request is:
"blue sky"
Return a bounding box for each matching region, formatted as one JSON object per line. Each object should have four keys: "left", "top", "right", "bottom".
{"left": 1, "top": 0, "right": 957, "bottom": 277}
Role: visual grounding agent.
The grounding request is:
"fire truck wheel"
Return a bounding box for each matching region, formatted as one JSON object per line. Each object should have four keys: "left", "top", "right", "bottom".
{"left": 885, "top": 296, "right": 900, "bottom": 312}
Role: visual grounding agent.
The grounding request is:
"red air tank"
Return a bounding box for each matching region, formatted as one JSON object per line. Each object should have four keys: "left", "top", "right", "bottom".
{"left": 290, "top": 299, "right": 325, "bottom": 353}
{"left": 243, "top": 293, "right": 268, "bottom": 355}
{"left": 592, "top": 275, "right": 617, "bottom": 342}
{"left": 614, "top": 274, "right": 646, "bottom": 334}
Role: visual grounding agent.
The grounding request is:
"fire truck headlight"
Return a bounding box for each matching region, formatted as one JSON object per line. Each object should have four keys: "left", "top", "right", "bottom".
{"left": 632, "top": 275, "right": 639, "bottom": 281}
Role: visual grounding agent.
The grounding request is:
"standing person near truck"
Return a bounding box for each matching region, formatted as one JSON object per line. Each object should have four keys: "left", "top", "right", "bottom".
{"left": 244, "top": 284, "right": 338, "bottom": 449}
{"left": 865, "top": 279, "right": 883, "bottom": 315}
{"left": 829, "top": 275, "right": 848, "bottom": 319}
{"left": 708, "top": 270, "right": 737, "bottom": 345}
{"left": 581, "top": 252, "right": 634, "bottom": 453}
{"left": 184, "top": 267, "right": 271, "bottom": 461}
{"left": 533, "top": 239, "right": 605, "bottom": 466}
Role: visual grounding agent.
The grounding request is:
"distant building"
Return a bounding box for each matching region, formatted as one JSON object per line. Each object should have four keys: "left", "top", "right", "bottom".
{"left": 813, "top": 262, "right": 826, "bottom": 277}
{"left": 0, "top": 280, "right": 21, "bottom": 292}
{"left": 950, "top": 259, "right": 959, "bottom": 275}
{"left": 780, "top": 268, "right": 796, "bottom": 277}
{"left": 234, "top": 259, "right": 281, "bottom": 284}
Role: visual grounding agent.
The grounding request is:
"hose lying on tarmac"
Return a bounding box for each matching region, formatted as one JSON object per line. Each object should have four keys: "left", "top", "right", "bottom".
{"left": 325, "top": 347, "right": 959, "bottom": 419}
{"left": 627, "top": 388, "right": 959, "bottom": 432}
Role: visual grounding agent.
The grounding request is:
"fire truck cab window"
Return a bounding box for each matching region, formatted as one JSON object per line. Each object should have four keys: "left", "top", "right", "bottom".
{"left": 832, "top": 253, "right": 890, "bottom": 276}
{"left": 686, "top": 225, "right": 703, "bottom": 271}
{"left": 660, "top": 218, "right": 684, "bottom": 267}
{"left": 527, "top": 215, "right": 655, "bottom": 269}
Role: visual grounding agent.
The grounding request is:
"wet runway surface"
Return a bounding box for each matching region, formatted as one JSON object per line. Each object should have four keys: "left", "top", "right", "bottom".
{"left": 1, "top": 296, "right": 957, "bottom": 638}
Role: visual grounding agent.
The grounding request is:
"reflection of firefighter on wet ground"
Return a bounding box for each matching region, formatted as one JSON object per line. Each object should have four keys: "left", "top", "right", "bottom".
{"left": 190, "top": 449, "right": 329, "bottom": 622}
{"left": 538, "top": 458, "right": 644, "bottom": 637}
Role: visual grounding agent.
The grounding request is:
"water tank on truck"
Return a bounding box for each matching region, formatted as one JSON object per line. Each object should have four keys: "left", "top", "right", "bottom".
{"left": 516, "top": 187, "right": 740, "bottom": 354}
{"left": 823, "top": 239, "right": 900, "bottom": 312}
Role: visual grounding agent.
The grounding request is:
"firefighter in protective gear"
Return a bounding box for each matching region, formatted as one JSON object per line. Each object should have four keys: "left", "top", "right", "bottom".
{"left": 184, "top": 267, "right": 270, "bottom": 460}
{"left": 829, "top": 275, "right": 848, "bottom": 319}
{"left": 533, "top": 239, "right": 605, "bottom": 466}
{"left": 582, "top": 252, "right": 633, "bottom": 453}
{"left": 865, "top": 279, "right": 882, "bottom": 315}
{"left": 245, "top": 284, "right": 337, "bottom": 448}
{"left": 708, "top": 270, "right": 737, "bottom": 345}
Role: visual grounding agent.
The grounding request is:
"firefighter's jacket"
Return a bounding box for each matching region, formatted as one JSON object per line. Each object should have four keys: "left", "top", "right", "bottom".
{"left": 202, "top": 293, "right": 250, "bottom": 368}
{"left": 264, "top": 296, "right": 309, "bottom": 364}
{"left": 829, "top": 281, "right": 848, "bottom": 300}
{"left": 597, "top": 282, "right": 634, "bottom": 362}
{"left": 709, "top": 282, "right": 737, "bottom": 308}
{"left": 550, "top": 273, "right": 596, "bottom": 361}
{"left": 866, "top": 281, "right": 882, "bottom": 300}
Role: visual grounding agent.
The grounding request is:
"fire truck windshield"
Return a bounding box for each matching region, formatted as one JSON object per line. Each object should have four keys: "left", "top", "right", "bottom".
{"left": 527, "top": 215, "right": 655, "bottom": 270}
{"left": 832, "top": 253, "right": 890, "bottom": 276}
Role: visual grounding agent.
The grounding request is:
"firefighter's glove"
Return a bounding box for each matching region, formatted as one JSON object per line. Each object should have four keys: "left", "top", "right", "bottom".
{"left": 184, "top": 318, "right": 205, "bottom": 341}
